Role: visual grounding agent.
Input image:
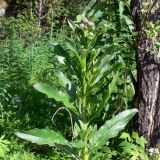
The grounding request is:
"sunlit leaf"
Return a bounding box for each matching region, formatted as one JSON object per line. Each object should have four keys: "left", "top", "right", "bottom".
{"left": 91, "top": 73, "right": 119, "bottom": 120}
{"left": 70, "top": 140, "right": 85, "bottom": 148}
{"left": 120, "top": 132, "right": 132, "bottom": 142}
{"left": 66, "top": 40, "right": 83, "bottom": 69}
{"left": 16, "top": 128, "right": 70, "bottom": 146}
{"left": 90, "top": 109, "right": 138, "bottom": 147}
{"left": 83, "top": 0, "right": 97, "bottom": 15}
{"left": 16, "top": 128, "right": 78, "bottom": 158}
{"left": 34, "top": 83, "right": 77, "bottom": 113}
{"left": 68, "top": 20, "right": 76, "bottom": 31}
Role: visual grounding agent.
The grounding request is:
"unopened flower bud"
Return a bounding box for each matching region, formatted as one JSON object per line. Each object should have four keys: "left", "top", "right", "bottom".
{"left": 88, "top": 36, "right": 93, "bottom": 40}
{"left": 88, "top": 21, "right": 95, "bottom": 27}
{"left": 79, "top": 23, "right": 85, "bottom": 28}
{"left": 88, "top": 32, "right": 94, "bottom": 37}
{"left": 81, "top": 17, "right": 89, "bottom": 24}
{"left": 84, "top": 25, "right": 88, "bottom": 29}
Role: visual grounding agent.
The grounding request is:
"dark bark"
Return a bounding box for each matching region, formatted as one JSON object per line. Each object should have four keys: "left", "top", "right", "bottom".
{"left": 132, "top": 0, "right": 160, "bottom": 147}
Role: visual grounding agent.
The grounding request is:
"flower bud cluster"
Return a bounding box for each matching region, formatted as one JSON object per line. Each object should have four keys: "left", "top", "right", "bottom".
{"left": 147, "top": 147, "right": 159, "bottom": 156}
{"left": 79, "top": 17, "right": 95, "bottom": 40}
{"left": 80, "top": 18, "right": 95, "bottom": 29}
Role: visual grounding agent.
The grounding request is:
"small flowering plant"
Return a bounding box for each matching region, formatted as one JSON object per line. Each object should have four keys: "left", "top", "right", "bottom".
{"left": 16, "top": 15, "right": 138, "bottom": 160}
{"left": 148, "top": 147, "right": 160, "bottom": 160}
{"left": 119, "top": 132, "right": 149, "bottom": 160}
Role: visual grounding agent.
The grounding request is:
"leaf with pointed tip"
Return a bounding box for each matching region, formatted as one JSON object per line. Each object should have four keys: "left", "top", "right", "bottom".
{"left": 56, "top": 72, "right": 72, "bottom": 89}
{"left": 55, "top": 144, "right": 79, "bottom": 158}
{"left": 34, "top": 83, "right": 77, "bottom": 114}
{"left": 56, "top": 72, "right": 76, "bottom": 100}
{"left": 66, "top": 40, "right": 83, "bottom": 67}
{"left": 90, "top": 55, "right": 113, "bottom": 87}
{"left": 70, "top": 140, "right": 85, "bottom": 149}
{"left": 76, "top": 14, "right": 85, "bottom": 23}
{"left": 16, "top": 128, "right": 70, "bottom": 147}
{"left": 83, "top": 0, "right": 96, "bottom": 15}
{"left": 101, "top": 72, "right": 118, "bottom": 106}
{"left": 90, "top": 109, "right": 138, "bottom": 147}
{"left": 68, "top": 20, "right": 76, "bottom": 31}
{"left": 16, "top": 128, "right": 78, "bottom": 158}
{"left": 91, "top": 73, "right": 119, "bottom": 120}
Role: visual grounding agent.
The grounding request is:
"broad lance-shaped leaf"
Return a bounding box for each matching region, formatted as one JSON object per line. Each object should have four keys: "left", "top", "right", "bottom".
{"left": 83, "top": 0, "right": 96, "bottom": 15}
{"left": 90, "top": 109, "right": 138, "bottom": 147}
{"left": 66, "top": 40, "right": 85, "bottom": 70}
{"left": 34, "top": 83, "right": 77, "bottom": 114}
{"left": 56, "top": 72, "right": 76, "bottom": 100}
{"left": 15, "top": 128, "right": 70, "bottom": 146}
{"left": 15, "top": 128, "right": 79, "bottom": 157}
{"left": 70, "top": 140, "right": 85, "bottom": 148}
{"left": 91, "top": 73, "right": 119, "bottom": 121}
{"left": 100, "top": 72, "right": 119, "bottom": 108}
{"left": 90, "top": 55, "right": 113, "bottom": 87}
{"left": 56, "top": 72, "right": 72, "bottom": 90}
{"left": 68, "top": 20, "right": 76, "bottom": 31}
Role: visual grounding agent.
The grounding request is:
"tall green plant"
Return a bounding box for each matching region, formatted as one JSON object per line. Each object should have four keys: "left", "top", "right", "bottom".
{"left": 16, "top": 16, "right": 137, "bottom": 160}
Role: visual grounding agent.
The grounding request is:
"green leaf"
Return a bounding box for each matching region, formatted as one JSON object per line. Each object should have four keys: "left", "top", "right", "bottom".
{"left": 132, "top": 132, "right": 139, "bottom": 139}
{"left": 66, "top": 40, "right": 83, "bottom": 68}
{"left": 92, "top": 153, "right": 104, "bottom": 160}
{"left": 70, "top": 140, "right": 85, "bottom": 148}
{"left": 137, "top": 137, "right": 147, "bottom": 147}
{"left": 0, "top": 136, "right": 10, "bottom": 158}
{"left": 101, "top": 72, "right": 119, "bottom": 106}
{"left": 34, "top": 83, "right": 77, "bottom": 113}
{"left": 87, "top": 125, "right": 97, "bottom": 140}
{"left": 94, "top": 10, "right": 103, "bottom": 19}
{"left": 83, "top": 0, "right": 97, "bottom": 15}
{"left": 123, "top": 15, "right": 134, "bottom": 32}
{"left": 56, "top": 72, "right": 76, "bottom": 100}
{"left": 66, "top": 40, "right": 77, "bottom": 54}
{"left": 93, "top": 55, "right": 113, "bottom": 72}
{"left": 76, "top": 14, "right": 85, "bottom": 23}
{"left": 119, "top": 141, "right": 134, "bottom": 151}
{"left": 90, "top": 55, "right": 113, "bottom": 87}
{"left": 119, "top": 1, "right": 124, "bottom": 19}
{"left": 68, "top": 20, "right": 76, "bottom": 31}
{"left": 56, "top": 72, "right": 72, "bottom": 89}
{"left": 16, "top": 128, "right": 70, "bottom": 147}
{"left": 55, "top": 144, "right": 79, "bottom": 158}
{"left": 132, "top": 132, "right": 147, "bottom": 147}
{"left": 90, "top": 109, "right": 138, "bottom": 147}
{"left": 73, "top": 122, "right": 81, "bottom": 139}
{"left": 91, "top": 73, "right": 119, "bottom": 120}
{"left": 120, "top": 132, "right": 132, "bottom": 142}
{"left": 16, "top": 128, "right": 78, "bottom": 158}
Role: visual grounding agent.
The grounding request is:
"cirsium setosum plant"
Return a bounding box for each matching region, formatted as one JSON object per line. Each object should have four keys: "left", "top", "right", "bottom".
{"left": 16, "top": 15, "right": 138, "bottom": 160}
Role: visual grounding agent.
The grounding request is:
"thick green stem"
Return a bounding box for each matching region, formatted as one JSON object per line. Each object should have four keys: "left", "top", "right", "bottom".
{"left": 82, "top": 123, "right": 89, "bottom": 160}
{"left": 80, "top": 55, "right": 90, "bottom": 160}
{"left": 83, "top": 146, "right": 89, "bottom": 160}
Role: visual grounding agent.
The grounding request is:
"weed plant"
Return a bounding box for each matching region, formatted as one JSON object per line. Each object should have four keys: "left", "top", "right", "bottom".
{"left": 0, "top": 0, "right": 149, "bottom": 159}
{"left": 16, "top": 6, "right": 139, "bottom": 160}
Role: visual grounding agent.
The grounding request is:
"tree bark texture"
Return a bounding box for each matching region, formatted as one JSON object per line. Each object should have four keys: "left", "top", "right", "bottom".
{"left": 131, "top": 0, "right": 160, "bottom": 146}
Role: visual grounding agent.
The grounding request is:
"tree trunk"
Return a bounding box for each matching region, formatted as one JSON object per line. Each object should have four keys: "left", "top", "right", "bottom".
{"left": 132, "top": 0, "right": 160, "bottom": 147}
